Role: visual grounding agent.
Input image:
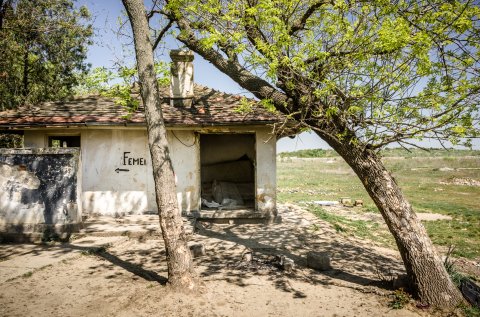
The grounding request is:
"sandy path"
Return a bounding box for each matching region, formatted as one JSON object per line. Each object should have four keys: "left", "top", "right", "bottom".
{"left": 0, "top": 204, "right": 439, "bottom": 317}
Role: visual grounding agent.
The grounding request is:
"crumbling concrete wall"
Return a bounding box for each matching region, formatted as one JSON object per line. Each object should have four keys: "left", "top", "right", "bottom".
{"left": 22, "top": 126, "right": 277, "bottom": 217}
{"left": 0, "top": 148, "right": 81, "bottom": 241}
{"left": 24, "top": 128, "right": 201, "bottom": 215}
{"left": 255, "top": 128, "right": 277, "bottom": 216}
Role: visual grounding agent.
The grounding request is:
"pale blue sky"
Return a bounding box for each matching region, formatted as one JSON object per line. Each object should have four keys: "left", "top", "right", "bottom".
{"left": 78, "top": 0, "right": 478, "bottom": 151}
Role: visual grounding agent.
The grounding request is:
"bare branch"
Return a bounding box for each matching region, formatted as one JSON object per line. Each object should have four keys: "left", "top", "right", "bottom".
{"left": 168, "top": 9, "right": 292, "bottom": 113}
{"left": 152, "top": 18, "right": 173, "bottom": 51}
{"left": 289, "top": 0, "right": 330, "bottom": 35}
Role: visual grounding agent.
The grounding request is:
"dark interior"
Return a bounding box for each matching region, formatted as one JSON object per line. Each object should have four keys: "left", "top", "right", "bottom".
{"left": 48, "top": 135, "right": 81, "bottom": 148}
{"left": 200, "top": 134, "right": 255, "bottom": 209}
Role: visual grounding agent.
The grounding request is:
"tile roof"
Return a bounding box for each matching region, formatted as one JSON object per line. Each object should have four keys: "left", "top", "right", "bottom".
{"left": 0, "top": 85, "right": 281, "bottom": 128}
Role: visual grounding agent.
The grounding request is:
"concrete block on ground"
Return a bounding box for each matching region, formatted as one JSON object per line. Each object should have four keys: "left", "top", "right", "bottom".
{"left": 189, "top": 243, "right": 206, "bottom": 258}
{"left": 279, "top": 255, "right": 295, "bottom": 273}
{"left": 306, "top": 251, "right": 332, "bottom": 271}
{"left": 354, "top": 199, "right": 364, "bottom": 207}
{"left": 242, "top": 251, "right": 253, "bottom": 262}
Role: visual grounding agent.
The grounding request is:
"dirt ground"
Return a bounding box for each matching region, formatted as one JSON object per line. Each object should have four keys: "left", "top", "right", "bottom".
{"left": 0, "top": 204, "right": 474, "bottom": 317}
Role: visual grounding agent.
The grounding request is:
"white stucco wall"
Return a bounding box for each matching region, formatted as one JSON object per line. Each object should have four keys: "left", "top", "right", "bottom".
{"left": 25, "top": 129, "right": 152, "bottom": 215}
{"left": 255, "top": 128, "right": 277, "bottom": 215}
{"left": 23, "top": 126, "right": 276, "bottom": 216}
{"left": 81, "top": 129, "right": 151, "bottom": 215}
{"left": 166, "top": 130, "right": 200, "bottom": 214}
{"left": 24, "top": 128, "right": 201, "bottom": 215}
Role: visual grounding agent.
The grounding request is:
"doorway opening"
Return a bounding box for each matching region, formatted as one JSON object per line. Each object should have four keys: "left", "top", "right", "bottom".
{"left": 200, "top": 134, "right": 255, "bottom": 210}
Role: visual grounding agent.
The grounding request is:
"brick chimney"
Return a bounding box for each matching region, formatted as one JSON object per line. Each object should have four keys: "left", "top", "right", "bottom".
{"left": 170, "top": 49, "right": 194, "bottom": 107}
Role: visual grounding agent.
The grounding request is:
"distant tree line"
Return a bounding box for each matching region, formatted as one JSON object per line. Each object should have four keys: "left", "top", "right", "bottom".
{"left": 279, "top": 148, "right": 480, "bottom": 158}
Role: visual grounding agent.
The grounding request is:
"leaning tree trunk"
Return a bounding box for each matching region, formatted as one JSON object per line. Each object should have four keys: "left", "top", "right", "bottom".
{"left": 318, "top": 132, "right": 463, "bottom": 307}
{"left": 122, "top": 0, "right": 196, "bottom": 289}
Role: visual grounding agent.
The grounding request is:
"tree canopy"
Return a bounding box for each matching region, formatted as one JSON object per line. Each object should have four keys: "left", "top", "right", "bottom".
{"left": 0, "top": 0, "right": 93, "bottom": 110}
{"left": 141, "top": 0, "right": 480, "bottom": 307}
{"left": 74, "top": 63, "right": 170, "bottom": 113}
{"left": 158, "top": 0, "right": 479, "bottom": 149}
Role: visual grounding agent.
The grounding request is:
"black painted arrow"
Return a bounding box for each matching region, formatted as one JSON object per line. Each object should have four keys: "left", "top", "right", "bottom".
{"left": 115, "top": 168, "right": 130, "bottom": 173}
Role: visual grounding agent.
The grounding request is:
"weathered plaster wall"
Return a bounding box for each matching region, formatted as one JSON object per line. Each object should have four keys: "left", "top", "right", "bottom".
{"left": 24, "top": 128, "right": 201, "bottom": 215}
{"left": 21, "top": 126, "right": 276, "bottom": 216}
{"left": 166, "top": 130, "right": 200, "bottom": 214}
{"left": 0, "top": 148, "right": 81, "bottom": 234}
{"left": 81, "top": 129, "right": 151, "bottom": 215}
{"left": 23, "top": 131, "right": 45, "bottom": 148}
{"left": 255, "top": 128, "right": 277, "bottom": 215}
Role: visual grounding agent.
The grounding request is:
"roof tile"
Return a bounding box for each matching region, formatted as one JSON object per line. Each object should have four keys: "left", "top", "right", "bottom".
{"left": 0, "top": 85, "right": 280, "bottom": 128}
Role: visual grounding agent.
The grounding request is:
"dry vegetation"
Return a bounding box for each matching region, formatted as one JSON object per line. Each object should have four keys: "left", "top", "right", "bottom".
{"left": 277, "top": 149, "right": 480, "bottom": 268}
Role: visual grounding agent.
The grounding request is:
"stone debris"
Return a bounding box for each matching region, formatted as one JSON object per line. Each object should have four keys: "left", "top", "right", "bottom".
{"left": 277, "top": 188, "right": 333, "bottom": 196}
{"left": 189, "top": 243, "right": 206, "bottom": 258}
{"left": 311, "top": 201, "right": 339, "bottom": 206}
{"left": 233, "top": 252, "right": 295, "bottom": 273}
{"left": 354, "top": 199, "right": 364, "bottom": 207}
{"left": 277, "top": 255, "right": 295, "bottom": 273}
{"left": 306, "top": 251, "right": 332, "bottom": 271}
{"left": 242, "top": 251, "right": 253, "bottom": 262}
{"left": 201, "top": 198, "right": 221, "bottom": 208}
{"left": 438, "top": 167, "right": 454, "bottom": 171}
{"left": 440, "top": 177, "right": 480, "bottom": 187}
{"left": 183, "top": 217, "right": 196, "bottom": 236}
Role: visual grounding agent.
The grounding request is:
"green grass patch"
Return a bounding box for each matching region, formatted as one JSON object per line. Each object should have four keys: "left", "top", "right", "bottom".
{"left": 277, "top": 153, "right": 480, "bottom": 259}
{"left": 460, "top": 303, "right": 480, "bottom": 317}
{"left": 80, "top": 246, "right": 107, "bottom": 256}
{"left": 279, "top": 149, "right": 338, "bottom": 158}
{"left": 388, "top": 288, "right": 412, "bottom": 309}
{"left": 307, "top": 205, "right": 394, "bottom": 246}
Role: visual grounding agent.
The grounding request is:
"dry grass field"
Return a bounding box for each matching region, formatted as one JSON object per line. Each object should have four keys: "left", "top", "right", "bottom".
{"left": 277, "top": 149, "right": 480, "bottom": 260}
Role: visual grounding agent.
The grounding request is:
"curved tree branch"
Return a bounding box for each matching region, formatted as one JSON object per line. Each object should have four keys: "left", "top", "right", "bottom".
{"left": 152, "top": 18, "right": 173, "bottom": 51}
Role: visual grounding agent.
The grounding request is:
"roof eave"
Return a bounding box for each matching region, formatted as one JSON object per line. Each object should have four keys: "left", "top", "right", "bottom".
{"left": 0, "top": 120, "right": 280, "bottom": 130}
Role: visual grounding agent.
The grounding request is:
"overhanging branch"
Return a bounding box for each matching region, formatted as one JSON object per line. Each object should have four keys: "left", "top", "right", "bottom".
{"left": 170, "top": 13, "right": 292, "bottom": 113}
{"left": 289, "top": 0, "right": 331, "bottom": 35}
{"left": 152, "top": 18, "right": 173, "bottom": 51}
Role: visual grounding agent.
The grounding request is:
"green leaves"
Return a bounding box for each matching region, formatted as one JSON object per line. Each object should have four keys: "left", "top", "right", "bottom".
{"left": 376, "top": 17, "right": 411, "bottom": 51}
{"left": 166, "top": 0, "right": 479, "bottom": 148}
{"left": 0, "top": 0, "right": 93, "bottom": 110}
{"left": 76, "top": 62, "right": 170, "bottom": 116}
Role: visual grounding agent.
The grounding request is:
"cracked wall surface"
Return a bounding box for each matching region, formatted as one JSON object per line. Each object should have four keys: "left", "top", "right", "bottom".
{"left": 0, "top": 148, "right": 80, "bottom": 234}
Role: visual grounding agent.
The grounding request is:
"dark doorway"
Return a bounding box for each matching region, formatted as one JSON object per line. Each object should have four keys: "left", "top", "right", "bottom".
{"left": 200, "top": 134, "right": 255, "bottom": 209}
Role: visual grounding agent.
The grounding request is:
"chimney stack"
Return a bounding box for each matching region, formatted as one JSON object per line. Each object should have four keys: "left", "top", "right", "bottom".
{"left": 170, "top": 49, "right": 194, "bottom": 107}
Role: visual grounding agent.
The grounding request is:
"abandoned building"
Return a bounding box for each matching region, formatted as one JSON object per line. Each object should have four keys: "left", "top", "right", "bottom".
{"left": 0, "top": 50, "right": 283, "bottom": 239}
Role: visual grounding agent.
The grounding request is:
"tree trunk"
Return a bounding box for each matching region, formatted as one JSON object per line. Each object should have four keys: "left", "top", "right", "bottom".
{"left": 122, "top": 0, "right": 196, "bottom": 289}
{"left": 317, "top": 131, "right": 463, "bottom": 307}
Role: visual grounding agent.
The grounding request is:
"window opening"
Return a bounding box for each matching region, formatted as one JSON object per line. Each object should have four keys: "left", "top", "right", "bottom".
{"left": 48, "top": 136, "right": 80, "bottom": 148}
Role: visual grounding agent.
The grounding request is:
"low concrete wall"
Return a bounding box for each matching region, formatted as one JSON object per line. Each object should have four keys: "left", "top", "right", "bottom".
{"left": 0, "top": 148, "right": 81, "bottom": 241}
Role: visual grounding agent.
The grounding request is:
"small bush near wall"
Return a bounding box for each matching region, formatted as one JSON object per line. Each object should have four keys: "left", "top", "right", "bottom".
{"left": 0, "top": 133, "right": 23, "bottom": 148}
